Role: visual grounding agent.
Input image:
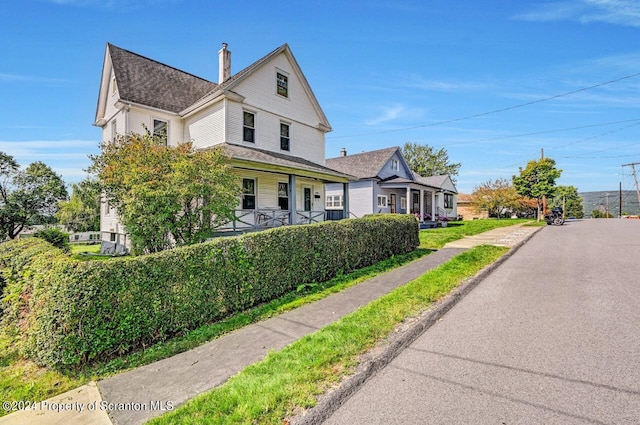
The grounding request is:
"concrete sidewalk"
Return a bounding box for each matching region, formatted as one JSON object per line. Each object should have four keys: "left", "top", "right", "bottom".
{"left": 0, "top": 223, "right": 541, "bottom": 425}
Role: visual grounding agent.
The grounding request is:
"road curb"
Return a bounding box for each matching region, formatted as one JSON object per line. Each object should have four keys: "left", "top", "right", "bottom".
{"left": 294, "top": 226, "right": 543, "bottom": 425}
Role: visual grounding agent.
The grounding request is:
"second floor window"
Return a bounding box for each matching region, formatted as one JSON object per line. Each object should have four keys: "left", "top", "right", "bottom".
{"left": 391, "top": 159, "right": 399, "bottom": 171}
{"left": 280, "top": 123, "right": 290, "bottom": 151}
{"left": 153, "top": 119, "right": 168, "bottom": 146}
{"left": 243, "top": 111, "right": 255, "bottom": 143}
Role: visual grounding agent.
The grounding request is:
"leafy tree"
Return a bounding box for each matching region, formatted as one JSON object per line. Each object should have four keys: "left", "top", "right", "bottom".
{"left": 401, "top": 142, "right": 461, "bottom": 180}
{"left": 56, "top": 178, "right": 101, "bottom": 232}
{"left": 512, "top": 158, "right": 562, "bottom": 221}
{"left": 0, "top": 153, "right": 67, "bottom": 239}
{"left": 471, "top": 178, "right": 533, "bottom": 218}
{"left": 550, "top": 185, "right": 584, "bottom": 219}
{"left": 89, "top": 132, "right": 241, "bottom": 254}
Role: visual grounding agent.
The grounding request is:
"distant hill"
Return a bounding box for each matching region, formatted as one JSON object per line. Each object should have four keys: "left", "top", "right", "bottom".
{"left": 579, "top": 191, "right": 640, "bottom": 217}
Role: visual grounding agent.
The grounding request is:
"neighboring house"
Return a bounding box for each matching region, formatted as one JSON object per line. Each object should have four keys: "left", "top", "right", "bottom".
{"left": 456, "top": 193, "right": 489, "bottom": 220}
{"left": 94, "top": 42, "right": 350, "bottom": 252}
{"left": 325, "top": 147, "right": 457, "bottom": 220}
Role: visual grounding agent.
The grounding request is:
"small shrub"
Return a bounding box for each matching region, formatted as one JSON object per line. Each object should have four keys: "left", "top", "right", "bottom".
{"left": 33, "top": 228, "right": 70, "bottom": 252}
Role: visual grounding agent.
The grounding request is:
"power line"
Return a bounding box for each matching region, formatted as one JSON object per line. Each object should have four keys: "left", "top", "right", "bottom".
{"left": 329, "top": 71, "right": 640, "bottom": 140}
{"left": 445, "top": 118, "right": 640, "bottom": 147}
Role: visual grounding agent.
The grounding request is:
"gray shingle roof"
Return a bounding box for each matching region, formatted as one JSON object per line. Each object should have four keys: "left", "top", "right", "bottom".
{"left": 108, "top": 43, "right": 217, "bottom": 113}
{"left": 326, "top": 147, "right": 400, "bottom": 179}
{"left": 221, "top": 143, "right": 352, "bottom": 182}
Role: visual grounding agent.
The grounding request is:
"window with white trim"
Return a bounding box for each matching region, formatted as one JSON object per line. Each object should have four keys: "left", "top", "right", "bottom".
{"left": 111, "top": 119, "right": 117, "bottom": 142}
{"left": 277, "top": 72, "right": 288, "bottom": 98}
{"left": 278, "top": 182, "right": 289, "bottom": 210}
{"left": 401, "top": 197, "right": 407, "bottom": 209}
{"left": 242, "top": 178, "right": 256, "bottom": 209}
{"left": 391, "top": 159, "right": 399, "bottom": 171}
{"left": 377, "top": 195, "right": 388, "bottom": 208}
{"left": 280, "top": 122, "right": 290, "bottom": 151}
{"left": 243, "top": 111, "right": 255, "bottom": 143}
{"left": 326, "top": 195, "right": 343, "bottom": 209}
{"left": 444, "top": 193, "right": 453, "bottom": 209}
{"left": 153, "top": 119, "right": 168, "bottom": 146}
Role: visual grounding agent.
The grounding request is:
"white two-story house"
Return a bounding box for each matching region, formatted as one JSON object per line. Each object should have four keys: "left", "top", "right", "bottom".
{"left": 94, "top": 42, "right": 350, "bottom": 252}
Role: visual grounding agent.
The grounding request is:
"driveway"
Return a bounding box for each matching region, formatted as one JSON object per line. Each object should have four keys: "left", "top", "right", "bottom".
{"left": 324, "top": 220, "right": 640, "bottom": 424}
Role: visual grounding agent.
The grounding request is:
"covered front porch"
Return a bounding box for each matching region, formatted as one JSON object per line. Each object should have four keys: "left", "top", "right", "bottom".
{"left": 378, "top": 178, "right": 444, "bottom": 224}
{"left": 215, "top": 144, "right": 351, "bottom": 233}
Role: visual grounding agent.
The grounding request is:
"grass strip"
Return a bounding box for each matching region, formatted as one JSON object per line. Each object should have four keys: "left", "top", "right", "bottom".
{"left": 150, "top": 245, "right": 508, "bottom": 425}
{"left": 419, "top": 218, "right": 532, "bottom": 249}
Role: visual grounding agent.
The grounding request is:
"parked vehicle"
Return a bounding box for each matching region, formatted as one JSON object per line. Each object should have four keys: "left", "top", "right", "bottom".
{"left": 545, "top": 207, "right": 565, "bottom": 226}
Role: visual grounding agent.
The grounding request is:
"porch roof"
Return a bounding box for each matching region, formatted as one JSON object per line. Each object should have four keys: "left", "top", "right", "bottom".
{"left": 378, "top": 176, "right": 440, "bottom": 190}
{"left": 222, "top": 143, "right": 352, "bottom": 183}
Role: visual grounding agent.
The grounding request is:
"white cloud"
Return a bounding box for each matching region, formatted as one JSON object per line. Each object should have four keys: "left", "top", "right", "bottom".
{"left": 515, "top": 0, "right": 640, "bottom": 27}
{"left": 364, "top": 104, "right": 408, "bottom": 126}
{"left": 0, "top": 73, "right": 68, "bottom": 84}
{"left": 399, "top": 75, "right": 490, "bottom": 92}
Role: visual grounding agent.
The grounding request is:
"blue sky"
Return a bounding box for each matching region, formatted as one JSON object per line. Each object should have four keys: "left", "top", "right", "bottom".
{"left": 2, "top": 0, "right": 640, "bottom": 195}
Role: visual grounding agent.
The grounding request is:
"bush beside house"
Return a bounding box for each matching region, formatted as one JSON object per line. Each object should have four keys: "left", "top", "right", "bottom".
{"left": 0, "top": 215, "right": 418, "bottom": 369}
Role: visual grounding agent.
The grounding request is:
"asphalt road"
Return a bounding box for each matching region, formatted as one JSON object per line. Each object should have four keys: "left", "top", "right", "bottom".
{"left": 324, "top": 219, "right": 640, "bottom": 425}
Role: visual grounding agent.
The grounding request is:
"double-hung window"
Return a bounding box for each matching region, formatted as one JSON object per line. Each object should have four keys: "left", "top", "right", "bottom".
{"left": 277, "top": 72, "right": 288, "bottom": 98}
{"left": 242, "top": 178, "right": 256, "bottom": 209}
{"left": 243, "top": 111, "right": 255, "bottom": 143}
{"left": 278, "top": 182, "right": 289, "bottom": 210}
{"left": 326, "top": 195, "right": 343, "bottom": 209}
{"left": 377, "top": 195, "right": 388, "bottom": 208}
{"left": 444, "top": 193, "right": 453, "bottom": 209}
{"left": 153, "top": 119, "right": 168, "bottom": 146}
{"left": 280, "top": 122, "right": 290, "bottom": 151}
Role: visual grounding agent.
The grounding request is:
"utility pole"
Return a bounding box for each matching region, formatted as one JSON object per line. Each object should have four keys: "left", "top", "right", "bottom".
{"left": 622, "top": 162, "right": 640, "bottom": 210}
{"left": 620, "top": 181, "right": 623, "bottom": 218}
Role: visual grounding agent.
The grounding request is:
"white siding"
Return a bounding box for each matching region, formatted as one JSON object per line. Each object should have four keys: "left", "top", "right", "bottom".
{"left": 184, "top": 100, "right": 225, "bottom": 148}
{"left": 125, "top": 106, "right": 182, "bottom": 146}
{"left": 326, "top": 180, "right": 376, "bottom": 218}
{"left": 227, "top": 52, "right": 327, "bottom": 165}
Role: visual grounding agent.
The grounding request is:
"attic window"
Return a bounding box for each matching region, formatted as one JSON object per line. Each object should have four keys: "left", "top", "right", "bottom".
{"left": 391, "top": 159, "right": 399, "bottom": 171}
{"left": 276, "top": 72, "right": 288, "bottom": 98}
{"left": 111, "top": 74, "right": 117, "bottom": 95}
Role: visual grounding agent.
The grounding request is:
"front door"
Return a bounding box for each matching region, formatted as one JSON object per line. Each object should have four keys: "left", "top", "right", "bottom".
{"left": 303, "top": 187, "right": 312, "bottom": 211}
{"left": 390, "top": 193, "right": 396, "bottom": 213}
{"left": 412, "top": 192, "right": 420, "bottom": 213}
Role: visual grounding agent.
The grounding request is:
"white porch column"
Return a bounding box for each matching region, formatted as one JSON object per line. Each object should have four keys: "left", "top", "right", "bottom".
{"left": 419, "top": 188, "right": 424, "bottom": 221}
{"left": 342, "top": 182, "right": 349, "bottom": 219}
{"left": 406, "top": 186, "right": 411, "bottom": 214}
{"left": 289, "top": 174, "right": 297, "bottom": 225}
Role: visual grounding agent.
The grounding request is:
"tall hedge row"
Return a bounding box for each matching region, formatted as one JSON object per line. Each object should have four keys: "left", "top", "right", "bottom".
{"left": 0, "top": 215, "right": 418, "bottom": 368}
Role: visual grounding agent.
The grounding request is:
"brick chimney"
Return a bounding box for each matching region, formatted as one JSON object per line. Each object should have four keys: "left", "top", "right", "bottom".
{"left": 218, "top": 43, "right": 231, "bottom": 83}
{"left": 340, "top": 147, "right": 347, "bottom": 157}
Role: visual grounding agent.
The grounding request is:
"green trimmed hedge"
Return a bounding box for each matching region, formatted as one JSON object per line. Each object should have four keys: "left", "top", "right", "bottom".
{"left": 0, "top": 215, "right": 418, "bottom": 368}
